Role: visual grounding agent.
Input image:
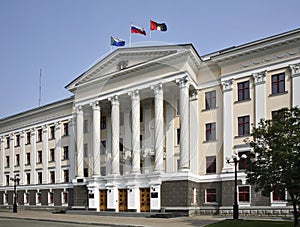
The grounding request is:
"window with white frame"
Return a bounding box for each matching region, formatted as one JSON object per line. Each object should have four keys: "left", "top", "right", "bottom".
{"left": 206, "top": 188, "right": 217, "bottom": 203}
{"left": 272, "top": 185, "right": 286, "bottom": 203}
{"left": 238, "top": 186, "right": 250, "bottom": 203}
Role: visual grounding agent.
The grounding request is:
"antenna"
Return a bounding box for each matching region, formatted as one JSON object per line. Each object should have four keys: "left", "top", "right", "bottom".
{"left": 39, "top": 69, "right": 42, "bottom": 107}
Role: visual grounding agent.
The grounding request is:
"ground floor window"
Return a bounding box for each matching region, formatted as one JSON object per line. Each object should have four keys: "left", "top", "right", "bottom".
{"left": 48, "top": 191, "right": 54, "bottom": 205}
{"left": 206, "top": 188, "right": 216, "bottom": 203}
{"left": 36, "top": 192, "right": 41, "bottom": 205}
{"left": 62, "top": 191, "right": 68, "bottom": 205}
{"left": 238, "top": 186, "right": 250, "bottom": 203}
{"left": 24, "top": 192, "right": 29, "bottom": 205}
{"left": 272, "top": 186, "right": 286, "bottom": 202}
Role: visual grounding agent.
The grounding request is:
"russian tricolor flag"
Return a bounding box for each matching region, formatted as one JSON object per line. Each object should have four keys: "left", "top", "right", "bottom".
{"left": 131, "top": 24, "right": 146, "bottom": 35}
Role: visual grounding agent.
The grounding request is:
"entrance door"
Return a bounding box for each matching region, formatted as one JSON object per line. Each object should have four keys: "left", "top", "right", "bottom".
{"left": 99, "top": 189, "right": 107, "bottom": 211}
{"left": 140, "top": 188, "right": 150, "bottom": 212}
{"left": 118, "top": 189, "right": 127, "bottom": 212}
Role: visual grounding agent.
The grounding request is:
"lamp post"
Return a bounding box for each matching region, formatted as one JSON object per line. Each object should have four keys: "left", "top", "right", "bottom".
{"left": 226, "top": 153, "right": 247, "bottom": 220}
{"left": 10, "top": 175, "right": 20, "bottom": 213}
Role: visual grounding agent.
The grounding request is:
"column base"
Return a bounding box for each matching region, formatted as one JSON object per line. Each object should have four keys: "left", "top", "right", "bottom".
{"left": 179, "top": 167, "right": 190, "bottom": 172}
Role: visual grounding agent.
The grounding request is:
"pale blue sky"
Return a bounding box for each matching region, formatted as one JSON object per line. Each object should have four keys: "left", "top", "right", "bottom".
{"left": 1, "top": 0, "right": 300, "bottom": 118}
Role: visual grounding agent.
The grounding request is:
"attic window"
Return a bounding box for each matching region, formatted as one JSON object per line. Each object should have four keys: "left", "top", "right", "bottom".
{"left": 117, "top": 60, "right": 128, "bottom": 70}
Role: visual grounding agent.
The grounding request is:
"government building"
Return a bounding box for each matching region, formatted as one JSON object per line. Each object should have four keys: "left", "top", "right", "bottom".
{"left": 0, "top": 28, "right": 299, "bottom": 216}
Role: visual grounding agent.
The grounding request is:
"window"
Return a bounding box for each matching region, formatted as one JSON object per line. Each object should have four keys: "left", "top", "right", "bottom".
{"left": 237, "top": 81, "right": 250, "bottom": 101}
{"left": 238, "top": 186, "right": 250, "bottom": 203}
{"left": 15, "top": 154, "right": 20, "bottom": 166}
{"left": 191, "top": 188, "right": 197, "bottom": 204}
{"left": 205, "top": 123, "right": 216, "bottom": 141}
{"left": 38, "top": 172, "right": 42, "bottom": 184}
{"left": 140, "top": 135, "right": 143, "bottom": 149}
{"left": 26, "top": 132, "right": 31, "bottom": 144}
{"left": 62, "top": 192, "right": 68, "bottom": 204}
{"left": 140, "top": 107, "right": 143, "bottom": 122}
{"left": 84, "top": 168, "right": 88, "bottom": 177}
{"left": 6, "top": 175, "right": 9, "bottom": 186}
{"left": 272, "top": 73, "right": 285, "bottom": 94}
{"left": 6, "top": 156, "right": 9, "bottom": 167}
{"left": 238, "top": 116, "right": 250, "bottom": 136}
{"left": 37, "top": 150, "right": 42, "bottom": 163}
{"left": 63, "top": 169, "right": 69, "bottom": 183}
{"left": 119, "top": 138, "right": 124, "bottom": 152}
{"left": 26, "top": 153, "right": 31, "bottom": 165}
{"left": 37, "top": 129, "right": 42, "bottom": 142}
{"left": 48, "top": 192, "right": 54, "bottom": 204}
{"left": 49, "top": 126, "right": 55, "bottom": 139}
{"left": 63, "top": 146, "right": 69, "bottom": 160}
{"left": 63, "top": 122, "right": 69, "bottom": 136}
{"left": 238, "top": 151, "right": 248, "bottom": 170}
{"left": 15, "top": 135, "right": 20, "bottom": 147}
{"left": 84, "top": 143, "right": 88, "bottom": 157}
{"left": 120, "top": 112, "right": 124, "bottom": 126}
{"left": 206, "top": 156, "right": 216, "bottom": 174}
{"left": 50, "top": 148, "right": 55, "bottom": 162}
{"left": 24, "top": 192, "right": 29, "bottom": 205}
{"left": 84, "top": 119, "right": 89, "bottom": 133}
{"left": 4, "top": 193, "right": 8, "bottom": 204}
{"left": 100, "top": 116, "right": 106, "bottom": 129}
{"left": 176, "top": 98, "right": 180, "bottom": 115}
{"left": 205, "top": 90, "right": 216, "bottom": 110}
{"left": 272, "top": 186, "right": 286, "bottom": 201}
{"left": 25, "top": 173, "right": 30, "bottom": 185}
{"left": 101, "top": 141, "right": 106, "bottom": 155}
{"left": 6, "top": 137, "right": 10, "bottom": 148}
{"left": 50, "top": 171, "right": 55, "bottom": 183}
{"left": 36, "top": 192, "right": 41, "bottom": 204}
{"left": 206, "top": 189, "right": 217, "bottom": 203}
{"left": 177, "top": 128, "right": 180, "bottom": 145}
{"left": 101, "top": 166, "right": 106, "bottom": 176}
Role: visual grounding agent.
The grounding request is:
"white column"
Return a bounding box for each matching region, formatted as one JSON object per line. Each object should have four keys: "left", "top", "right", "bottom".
{"left": 55, "top": 122, "right": 61, "bottom": 183}
{"left": 129, "top": 90, "right": 141, "bottom": 174}
{"left": 222, "top": 79, "right": 234, "bottom": 172}
{"left": 151, "top": 83, "right": 164, "bottom": 172}
{"left": 253, "top": 71, "right": 266, "bottom": 126}
{"left": 165, "top": 101, "right": 175, "bottom": 173}
{"left": 189, "top": 92, "right": 199, "bottom": 174}
{"left": 9, "top": 134, "right": 14, "bottom": 178}
{"left": 0, "top": 137, "right": 4, "bottom": 186}
{"left": 42, "top": 125, "right": 48, "bottom": 184}
{"left": 176, "top": 78, "right": 190, "bottom": 171}
{"left": 109, "top": 95, "right": 120, "bottom": 175}
{"left": 20, "top": 132, "right": 25, "bottom": 185}
{"left": 106, "top": 116, "right": 112, "bottom": 175}
{"left": 91, "top": 101, "right": 101, "bottom": 176}
{"left": 144, "top": 102, "right": 152, "bottom": 174}
{"left": 69, "top": 117, "right": 76, "bottom": 180}
{"left": 76, "top": 106, "right": 84, "bottom": 178}
{"left": 124, "top": 110, "right": 132, "bottom": 175}
{"left": 290, "top": 63, "right": 300, "bottom": 107}
{"left": 31, "top": 129, "right": 36, "bottom": 184}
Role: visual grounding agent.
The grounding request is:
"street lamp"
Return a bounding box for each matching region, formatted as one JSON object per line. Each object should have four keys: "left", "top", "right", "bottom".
{"left": 10, "top": 175, "right": 20, "bottom": 213}
{"left": 226, "top": 153, "right": 247, "bottom": 220}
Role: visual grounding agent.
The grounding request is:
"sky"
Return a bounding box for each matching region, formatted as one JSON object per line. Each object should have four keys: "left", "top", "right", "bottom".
{"left": 1, "top": 0, "right": 300, "bottom": 118}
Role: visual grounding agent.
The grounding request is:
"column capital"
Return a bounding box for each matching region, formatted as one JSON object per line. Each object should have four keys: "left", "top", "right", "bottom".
{"left": 252, "top": 71, "right": 266, "bottom": 85}
{"left": 151, "top": 83, "right": 163, "bottom": 95}
{"left": 55, "top": 122, "right": 61, "bottom": 130}
{"left": 128, "top": 89, "right": 140, "bottom": 100}
{"left": 176, "top": 77, "right": 190, "bottom": 89}
{"left": 290, "top": 63, "right": 300, "bottom": 78}
{"left": 189, "top": 91, "right": 198, "bottom": 101}
{"left": 90, "top": 101, "right": 100, "bottom": 110}
{"left": 222, "top": 79, "right": 234, "bottom": 92}
{"left": 20, "top": 131, "right": 25, "bottom": 138}
{"left": 42, "top": 125, "right": 48, "bottom": 133}
{"left": 108, "top": 95, "right": 119, "bottom": 106}
{"left": 74, "top": 105, "right": 83, "bottom": 113}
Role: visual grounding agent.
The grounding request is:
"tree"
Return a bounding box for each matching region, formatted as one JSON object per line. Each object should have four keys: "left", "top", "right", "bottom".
{"left": 245, "top": 107, "right": 300, "bottom": 226}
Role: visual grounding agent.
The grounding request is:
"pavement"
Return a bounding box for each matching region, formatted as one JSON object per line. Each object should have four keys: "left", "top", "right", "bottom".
{"left": 0, "top": 210, "right": 224, "bottom": 227}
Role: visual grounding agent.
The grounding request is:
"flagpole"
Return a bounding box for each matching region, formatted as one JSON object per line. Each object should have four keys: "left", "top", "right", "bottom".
{"left": 129, "top": 22, "right": 132, "bottom": 47}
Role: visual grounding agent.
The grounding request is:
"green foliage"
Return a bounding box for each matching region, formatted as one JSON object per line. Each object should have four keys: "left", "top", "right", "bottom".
{"left": 207, "top": 220, "right": 293, "bottom": 227}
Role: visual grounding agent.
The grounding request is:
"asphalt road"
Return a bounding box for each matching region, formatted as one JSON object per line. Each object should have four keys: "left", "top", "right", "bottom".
{"left": 0, "top": 218, "right": 106, "bottom": 227}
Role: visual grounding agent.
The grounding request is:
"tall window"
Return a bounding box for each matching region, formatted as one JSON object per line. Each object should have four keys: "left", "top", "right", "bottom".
{"left": 206, "top": 189, "right": 217, "bottom": 203}
{"left": 63, "top": 169, "right": 69, "bottom": 183}
{"left": 272, "top": 186, "right": 286, "bottom": 201}
{"left": 38, "top": 172, "right": 42, "bottom": 184}
{"left": 6, "top": 175, "right": 9, "bottom": 185}
{"left": 6, "top": 137, "right": 10, "bottom": 148}
{"left": 63, "top": 122, "right": 69, "bottom": 136}
{"left": 176, "top": 98, "right": 180, "bottom": 115}
{"left": 49, "top": 126, "right": 55, "bottom": 139}
{"left": 84, "top": 120, "right": 89, "bottom": 133}
{"left": 238, "top": 116, "right": 250, "bottom": 136}
{"left": 205, "top": 123, "right": 216, "bottom": 141}
{"left": 238, "top": 151, "right": 248, "bottom": 170}
{"left": 237, "top": 81, "right": 250, "bottom": 101}
{"left": 205, "top": 90, "right": 216, "bottom": 110}
{"left": 26, "top": 132, "right": 31, "bottom": 144}
{"left": 100, "top": 116, "right": 106, "bottom": 130}
{"left": 37, "top": 129, "right": 43, "bottom": 142}
{"left": 63, "top": 146, "right": 69, "bottom": 160}
{"left": 119, "top": 138, "right": 124, "bottom": 152}
{"left": 84, "top": 143, "right": 88, "bottom": 157}
{"left": 49, "top": 148, "right": 55, "bottom": 162}
{"left": 101, "top": 141, "right": 106, "bottom": 155}
{"left": 140, "top": 107, "right": 143, "bottom": 122}
{"left": 15, "top": 154, "right": 20, "bottom": 166}
{"left": 238, "top": 186, "right": 250, "bottom": 203}
{"left": 6, "top": 156, "right": 9, "bottom": 167}
{"left": 26, "top": 173, "right": 30, "bottom": 184}
{"left": 272, "top": 73, "right": 285, "bottom": 94}
{"left": 206, "top": 156, "right": 216, "bottom": 174}
{"left": 176, "top": 128, "right": 180, "bottom": 145}
{"left": 15, "top": 134, "right": 20, "bottom": 147}
{"left": 26, "top": 153, "right": 31, "bottom": 165}
{"left": 37, "top": 150, "right": 42, "bottom": 163}
{"left": 50, "top": 171, "right": 55, "bottom": 183}
{"left": 49, "top": 192, "right": 54, "bottom": 204}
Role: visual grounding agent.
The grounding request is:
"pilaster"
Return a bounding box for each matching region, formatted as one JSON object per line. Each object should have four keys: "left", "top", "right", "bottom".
{"left": 91, "top": 101, "right": 101, "bottom": 176}
{"left": 189, "top": 92, "right": 199, "bottom": 174}
{"left": 55, "top": 122, "right": 61, "bottom": 183}
{"left": 290, "top": 63, "right": 300, "bottom": 107}
{"left": 253, "top": 71, "right": 266, "bottom": 127}
{"left": 20, "top": 132, "right": 25, "bottom": 185}
{"left": 42, "top": 125, "right": 48, "bottom": 184}
{"left": 31, "top": 129, "right": 36, "bottom": 184}
{"left": 76, "top": 106, "right": 84, "bottom": 178}
{"left": 69, "top": 117, "right": 76, "bottom": 180}
{"left": 0, "top": 137, "right": 4, "bottom": 186}
{"left": 144, "top": 101, "right": 152, "bottom": 174}
{"left": 9, "top": 134, "right": 14, "bottom": 178}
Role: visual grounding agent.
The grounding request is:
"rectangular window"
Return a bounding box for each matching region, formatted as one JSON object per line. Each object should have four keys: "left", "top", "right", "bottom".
{"left": 206, "top": 156, "right": 216, "bottom": 174}
{"left": 24, "top": 192, "right": 29, "bottom": 205}
{"left": 6, "top": 175, "right": 9, "bottom": 186}
{"left": 84, "top": 119, "right": 89, "bottom": 133}
{"left": 62, "top": 192, "right": 68, "bottom": 204}
{"left": 272, "top": 186, "right": 286, "bottom": 201}
{"left": 6, "top": 156, "right": 9, "bottom": 167}
{"left": 100, "top": 116, "right": 106, "bottom": 130}
{"left": 84, "top": 143, "right": 88, "bottom": 157}
{"left": 101, "top": 166, "right": 106, "bottom": 176}
{"left": 177, "top": 128, "right": 180, "bottom": 145}
{"left": 37, "top": 150, "right": 42, "bottom": 163}
{"left": 237, "top": 81, "right": 250, "bottom": 101}
{"left": 205, "top": 90, "right": 216, "bottom": 110}
{"left": 120, "top": 112, "right": 124, "bottom": 126}
{"left": 49, "top": 148, "right": 55, "bottom": 162}
{"left": 140, "top": 135, "right": 143, "bottom": 149}
{"left": 206, "top": 189, "right": 217, "bottom": 203}
{"left": 15, "top": 154, "right": 20, "bottom": 166}
{"left": 140, "top": 107, "right": 143, "bottom": 122}
{"left": 100, "top": 141, "right": 106, "bottom": 155}
{"left": 272, "top": 73, "right": 285, "bottom": 94}
{"left": 205, "top": 122, "right": 216, "bottom": 141}
{"left": 26, "top": 173, "right": 30, "bottom": 184}
{"left": 63, "top": 146, "right": 69, "bottom": 160}
{"left": 49, "top": 126, "right": 55, "bottom": 139}
{"left": 50, "top": 171, "right": 55, "bottom": 183}
{"left": 36, "top": 192, "right": 41, "bottom": 204}
{"left": 238, "top": 116, "right": 250, "bottom": 136}
{"left": 15, "top": 135, "right": 20, "bottom": 147}
{"left": 63, "top": 169, "right": 69, "bottom": 182}
{"left": 6, "top": 137, "right": 10, "bottom": 149}
{"left": 238, "top": 151, "right": 248, "bottom": 170}
{"left": 63, "top": 122, "right": 69, "bottom": 136}
{"left": 84, "top": 168, "right": 88, "bottom": 177}
{"left": 238, "top": 186, "right": 250, "bottom": 203}
{"left": 176, "top": 98, "right": 180, "bottom": 115}
{"left": 38, "top": 172, "right": 42, "bottom": 184}
{"left": 4, "top": 193, "right": 8, "bottom": 204}
{"left": 37, "top": 129, "right": 43, "bottom": 142}
{"left": 26, "top": 153, "right": 31, "bottom": 165}
{"left": 48, "top": 192, "right": 54, "bottom": 204}
{"left": 26, "top": 132, "right": 31, "bottom": 144}
{"left": 119, "top": 138, "right": 124, "bottom": 152}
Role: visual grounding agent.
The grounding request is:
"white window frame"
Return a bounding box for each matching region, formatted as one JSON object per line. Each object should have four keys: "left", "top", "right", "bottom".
{"left": 271, "top": 188, "right": 287, "bottom": 207}
{"left": 205, "top": 188, "right": 218, "bottom": 204}
{"left": 237, "top": 185, "right": 251, "bottom": 207}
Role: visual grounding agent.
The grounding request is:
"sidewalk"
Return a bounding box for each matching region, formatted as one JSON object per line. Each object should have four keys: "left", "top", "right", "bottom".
{"left": 0, "top": 210, "right": 223, "bottom": 227}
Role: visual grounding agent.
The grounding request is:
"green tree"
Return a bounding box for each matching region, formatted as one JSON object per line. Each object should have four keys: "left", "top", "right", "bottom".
{"left": 245, "top": 107, "right": 300, "bottom": 226}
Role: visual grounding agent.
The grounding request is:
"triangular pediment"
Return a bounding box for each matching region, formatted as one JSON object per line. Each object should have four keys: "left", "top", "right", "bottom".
{"left": 65, "top": 44, "right": 200, "bottom": 93}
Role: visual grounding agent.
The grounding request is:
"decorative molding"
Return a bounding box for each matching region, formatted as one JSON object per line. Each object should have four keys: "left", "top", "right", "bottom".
{"left": 128, "top": 89, "right": 140, "bottom": 100}
{"left": 176, "top": 77, "right": 190, "bottom": 89}
{"left": 108, "top": 95, "right": 119, "bottom": 106}
{"left": 90, "top": 101, "right": 100, "bottom": 111}
{"left": 151, "top": 83, "right": 163, "bottom": 95}
{"left": 290, "top": 63, "right": 300, "bottom": 78}
{"left": 221, "top": 79, "right": 234, "bottom": 92}
{"left": 189, "top": 92, "right": 198, "bottom": 101}
{"left": 252, "top": 71, "right": 266, "bottom": 85}
{"left": 116, "top": 60, "right": 129, "bottom": 71}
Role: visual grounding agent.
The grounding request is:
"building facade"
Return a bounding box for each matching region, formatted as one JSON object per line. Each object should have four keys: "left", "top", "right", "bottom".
{"left": 1, "top": 28, "right": 300, "bottom": 215}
